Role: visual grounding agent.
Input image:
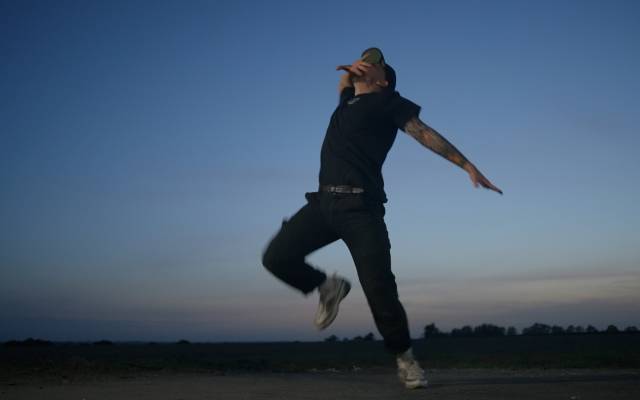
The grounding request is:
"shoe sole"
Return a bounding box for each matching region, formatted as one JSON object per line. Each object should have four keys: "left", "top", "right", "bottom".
{"left": 405, "top": 379, "right": 428, "bottom": 389}
{"left": 315, "top": 280, "right": 351, "bottom": 330}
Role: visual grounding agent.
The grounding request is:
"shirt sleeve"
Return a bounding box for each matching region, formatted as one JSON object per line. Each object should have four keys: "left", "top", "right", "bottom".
{"left": 385, "top": 91, "right": 421, "bottom": 130}
{"left": 339, "top": 86, "right": 355, "bottom": 105}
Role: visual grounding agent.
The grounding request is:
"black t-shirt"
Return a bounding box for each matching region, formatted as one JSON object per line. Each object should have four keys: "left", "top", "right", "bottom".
{"left": 318, "top": 86, "right": 421, "bottom": 203}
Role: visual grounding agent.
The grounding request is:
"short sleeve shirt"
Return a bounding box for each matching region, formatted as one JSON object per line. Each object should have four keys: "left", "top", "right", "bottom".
{"left": 318, "top": 86, "right": 421, "bottom": 203}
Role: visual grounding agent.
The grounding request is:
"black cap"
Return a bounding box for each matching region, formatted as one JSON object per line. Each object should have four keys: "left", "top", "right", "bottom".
{"left": 383, "top": 64, "right": 396, "bottom": 92}
{"left": 361, "top": 47, "right": 396, "bottom": 92}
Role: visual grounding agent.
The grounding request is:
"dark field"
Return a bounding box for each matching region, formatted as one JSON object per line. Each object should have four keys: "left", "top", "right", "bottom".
{"left": 2, "top": 334, "right": 639, "bottom": 380}
{"left": 2, "top": 335, "right": 640, "bottom": 399}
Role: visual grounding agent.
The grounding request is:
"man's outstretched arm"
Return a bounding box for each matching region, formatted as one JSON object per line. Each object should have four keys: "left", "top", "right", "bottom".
{"left": 403, "top": 116, "right": 503, "bottom": 195}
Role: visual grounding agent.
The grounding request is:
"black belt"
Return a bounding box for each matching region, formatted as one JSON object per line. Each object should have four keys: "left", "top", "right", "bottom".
{"left": 319, "top": 184, "right": 364, "bottom": 194}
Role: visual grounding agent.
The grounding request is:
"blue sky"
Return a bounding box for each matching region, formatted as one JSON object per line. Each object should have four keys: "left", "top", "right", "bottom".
{"left": 1, "top": 0, "right": 639, "bottom": 342}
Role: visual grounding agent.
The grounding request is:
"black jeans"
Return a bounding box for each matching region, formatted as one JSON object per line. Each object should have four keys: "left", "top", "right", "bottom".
{"left": 261, "top": 190, "right": 412, "bottom": 354}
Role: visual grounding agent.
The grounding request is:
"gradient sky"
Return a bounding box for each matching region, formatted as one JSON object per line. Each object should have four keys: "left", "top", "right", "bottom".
{"left": 1, "top": 0, "right": 639, "bottom": 342}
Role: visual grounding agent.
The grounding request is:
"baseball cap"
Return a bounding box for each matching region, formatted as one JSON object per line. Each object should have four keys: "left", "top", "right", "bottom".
{"left": 361, "top": 47, "right": 396, "bottom": 92}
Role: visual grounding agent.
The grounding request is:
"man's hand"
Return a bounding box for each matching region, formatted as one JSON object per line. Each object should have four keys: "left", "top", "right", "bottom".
{"left": 464, "top": 162, "right": 503, "bottom": 195}
{"left": 336, "top": 59, "right": 371, "bottom": 94}
{"left": 336, "top": 59, "right": 372, "bottom": 76}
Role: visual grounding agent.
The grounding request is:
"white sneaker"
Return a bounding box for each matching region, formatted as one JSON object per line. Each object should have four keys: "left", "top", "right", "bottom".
{"left": 396, "top": 348, "right": 428, "bottom": 389}
{"left": 314, "top": 272, "right": 351, "bottom": 330}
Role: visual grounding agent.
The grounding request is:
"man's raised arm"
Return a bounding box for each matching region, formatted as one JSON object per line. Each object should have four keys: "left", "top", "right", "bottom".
{"left": 336, "top": 59, "right": 371, "bottom": 94}
{"left": 403, "top": 116, "right": 503, "bottom": 195}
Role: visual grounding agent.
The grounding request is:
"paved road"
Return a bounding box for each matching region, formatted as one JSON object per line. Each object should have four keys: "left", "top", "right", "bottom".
{"left": 2, "top": 368, "right": 639, "bottom": 399}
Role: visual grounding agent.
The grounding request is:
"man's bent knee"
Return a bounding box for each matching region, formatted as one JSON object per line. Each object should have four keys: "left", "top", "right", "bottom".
{"left": 261, "top": 242, "right": 278, "bottom": 272}
{"left": 261, "top": 239, "right": 293, "bottom": 276}
{"left": 262, "top": 219, "right": 291, "bottom": 270}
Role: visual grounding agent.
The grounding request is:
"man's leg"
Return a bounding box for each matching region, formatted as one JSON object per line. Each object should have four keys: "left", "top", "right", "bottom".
{"left": 333, "top": 197, "right": 412, "bottom": 353}
{"left": 261, "top": 192, "right": 340, "bottom": 295}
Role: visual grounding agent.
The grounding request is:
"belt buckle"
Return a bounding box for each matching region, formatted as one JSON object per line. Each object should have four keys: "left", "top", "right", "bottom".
{"left": 328, "top": 185, "right": 363, "bottom": 194}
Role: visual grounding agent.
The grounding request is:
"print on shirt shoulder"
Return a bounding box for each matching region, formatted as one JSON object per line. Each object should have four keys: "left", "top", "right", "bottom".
{"left": 347, "top": 97, "right": 360, "bottom": 105}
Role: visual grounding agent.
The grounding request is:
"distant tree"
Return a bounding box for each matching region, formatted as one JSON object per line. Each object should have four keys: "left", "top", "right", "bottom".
{"left": 451, "top": 325, "right": 474, "bottom": 337}
{"left": 4, "top": 338, "right": 53, "bottom": 347}
{"left": 586, "top": 325, "right": 598, "bottom": 334}
{"left": 324, "top": 335, "right": 339, "bottom": 342}
{"left": 605, "top": 325, "right": 619, "bottom": 334}
{"left": 473, "top": 323, "right": 506, "bottom": 337}
{"left": 93, "top": 340, "right": 114, "bottom": 346}
{"left": 342, "top": 337, "right": 350, "bottom": 342}
{"left": 566, "top": 325, "right": 576, "bottom": 334}
{"left": 522, "top": 323, "right": 551, "bottom": 335}
{"left": 176, "top": 339, "right": 191, "bottom": 345}
{"left": 506, "top": 326, "right": 518, "bottom": 336}
{"left": 551, "top": 325, "right": 565, "bottom": 335}
{"left": 423, "top": 323, "right": 442, "bottom": 338}
{"left": 575, "top": 325, "right": 585, "bottom": 334}
{"left": 352, "top": 335, "right": 364, "bottom": 341}
{"left": 624, "top": 326, "right": 639, "bottom": 333}
{"left": 363, "top": 332, "right": 375, "bottom": 341}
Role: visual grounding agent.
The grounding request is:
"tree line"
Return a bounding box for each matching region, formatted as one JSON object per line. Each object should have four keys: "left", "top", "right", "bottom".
{"left": 323, "top": 323, "right": 639, "bottom": 342}
{"left": 323, "top": 332, "right": 376, "bottom": 342}
{"left": 422, "top": 322, "right": 640, "bottom": 338}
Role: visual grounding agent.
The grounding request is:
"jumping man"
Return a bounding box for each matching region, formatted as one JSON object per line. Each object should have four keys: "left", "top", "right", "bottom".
{"left": 261, "top": 47, "right": 502, "bottom": 389}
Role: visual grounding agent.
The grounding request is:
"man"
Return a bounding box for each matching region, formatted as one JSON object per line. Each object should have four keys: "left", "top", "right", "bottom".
{"left": 261, "top": 47, "right": 502, "bottom": 389}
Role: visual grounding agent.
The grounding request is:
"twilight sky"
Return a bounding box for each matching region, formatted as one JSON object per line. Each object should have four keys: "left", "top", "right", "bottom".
{"left": 1, "top": 0, "right": 639, "bottom": 342}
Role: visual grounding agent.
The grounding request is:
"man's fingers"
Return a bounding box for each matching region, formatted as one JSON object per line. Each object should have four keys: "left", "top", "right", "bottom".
{"left": 470, "top": 170, "right": 503, "bottom": 195}
{"left": 482, "top": 179, "right": 503, "bottom": 195}
{"left": 337, "top": 66, "right": 363, "bottom": 76}
{"left": 337, "top": 61, "right": 371, "bottom": 76}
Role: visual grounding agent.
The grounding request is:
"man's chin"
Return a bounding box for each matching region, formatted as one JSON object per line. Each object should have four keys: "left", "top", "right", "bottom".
{"left": 351, "top": 75, "right": 369, "bottom": 84}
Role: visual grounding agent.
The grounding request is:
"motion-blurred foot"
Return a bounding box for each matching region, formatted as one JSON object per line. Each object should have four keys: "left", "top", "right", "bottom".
{"left": 397, "top": 348, "right": 428, "bottom": 389}
{"left": 314, "top": 272, "right": 351, "bottom": 330}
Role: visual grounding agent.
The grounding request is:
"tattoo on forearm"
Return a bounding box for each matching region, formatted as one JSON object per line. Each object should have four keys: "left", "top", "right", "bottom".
{"left": 403, "top": 117, "right": 470, "bottom": 169}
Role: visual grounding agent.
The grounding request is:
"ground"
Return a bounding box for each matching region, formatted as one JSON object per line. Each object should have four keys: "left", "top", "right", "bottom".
{"left": 2, "top": 368, "right": 639, "bottom": 400}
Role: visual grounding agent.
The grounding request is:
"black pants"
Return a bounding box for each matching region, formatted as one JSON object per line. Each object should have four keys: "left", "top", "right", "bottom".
{"left": 261, "top": 190, "right": 412, "bottom": 354}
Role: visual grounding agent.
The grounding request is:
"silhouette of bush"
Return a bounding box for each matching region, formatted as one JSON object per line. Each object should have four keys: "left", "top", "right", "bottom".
{"left": 4, "top": 338, "right": 53, "bottom": 347}
{"left": 522, "top": 323, "right": 552, "bottom": 335}
{"left": 450, "top": 325, "right": 474, "bottom": 337}
{"left": 423, "top": 322, "right": 444, "bottom": 338}
{"left": 605, "top": 325, "right": 620, "bottom": 334}
{"left": 473, "top": 323, "right": 506, "bottom": 337}
{"left": 624, "top": 326, "right": 639, "bottom": 333}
